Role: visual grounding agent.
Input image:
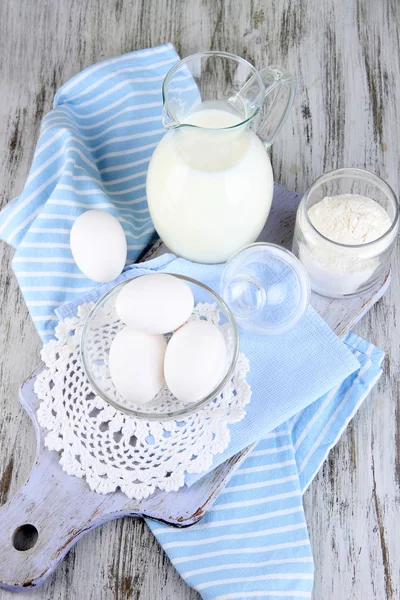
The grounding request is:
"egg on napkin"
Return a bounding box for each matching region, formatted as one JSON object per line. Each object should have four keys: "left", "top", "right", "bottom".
{"left": 70, "top": 209, "right": 127, "bottom": 283}
{"left": 109, "top": 327, "right": 166, "bottom": 405}
{"left": 164, "top": 320, "right": 227, "bottom": 404}
{"left": 115, "top": 273, "right": 194, "bottom": 334}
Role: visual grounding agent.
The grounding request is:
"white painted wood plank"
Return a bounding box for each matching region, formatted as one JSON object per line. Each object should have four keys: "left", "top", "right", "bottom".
{"left": 0, "top": 0, "right": 398, "bottom": 598}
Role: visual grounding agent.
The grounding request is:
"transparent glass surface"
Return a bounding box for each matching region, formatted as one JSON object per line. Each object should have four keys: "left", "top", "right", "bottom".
{"left": 292, "top": 168, "right": 399, "bottom": 298}
{"left": 161, "top": 51, "right": 295, "bottom": 141}
{"left": 220, "top": 243, "right": 310, "bottom": 335}
{"left": 81, "top": 275, "right": 239, "bottom": 420}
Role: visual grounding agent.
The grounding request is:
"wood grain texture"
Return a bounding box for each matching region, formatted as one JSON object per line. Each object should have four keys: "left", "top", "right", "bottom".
{"left": 0, "top": 0, "right": 398, "bottom": 598}
{"left": 0, "top": 365, "right": 255, "bottom": 592}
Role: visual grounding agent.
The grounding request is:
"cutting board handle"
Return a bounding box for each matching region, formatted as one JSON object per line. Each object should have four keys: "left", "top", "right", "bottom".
{"left": 0, "top": 363, "right": 247, "bottom": 591}
{"left": 0, "top": 448, "right": 135, "bottom": 591}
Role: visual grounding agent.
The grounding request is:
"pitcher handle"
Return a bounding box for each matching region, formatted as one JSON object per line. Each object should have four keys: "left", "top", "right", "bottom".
{"left": 257, "top": 66, "right": 296, "bottom": 148}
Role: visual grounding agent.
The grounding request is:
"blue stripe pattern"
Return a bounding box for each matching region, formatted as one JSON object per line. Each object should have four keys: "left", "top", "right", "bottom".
{"left": 0, "top": 43, "right": 180, "bottom": 342}
{"left": 148, "top": 335, "right": 383, "bottom": 599}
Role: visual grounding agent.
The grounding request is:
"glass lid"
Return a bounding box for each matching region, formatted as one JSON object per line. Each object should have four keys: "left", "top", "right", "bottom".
{"left": 220, "top": 243, "right": 311, "bottom": 335}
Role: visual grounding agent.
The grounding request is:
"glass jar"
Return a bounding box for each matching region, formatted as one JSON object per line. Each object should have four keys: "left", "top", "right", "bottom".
{"left": 292, "top": 168, "right": 399, "bottom": 298}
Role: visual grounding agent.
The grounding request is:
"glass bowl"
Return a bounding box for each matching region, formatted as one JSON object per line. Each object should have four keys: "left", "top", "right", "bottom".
{"left": 81, "top": 274, "right": 239, "bottom": 420}
{"left": 292, "top": 168, "right": 399, "bottom": 298}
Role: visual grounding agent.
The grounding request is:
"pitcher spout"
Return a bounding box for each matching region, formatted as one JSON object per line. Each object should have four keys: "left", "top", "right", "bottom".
{"left": 162, "top": 105, "right": 179, "bottom": 130}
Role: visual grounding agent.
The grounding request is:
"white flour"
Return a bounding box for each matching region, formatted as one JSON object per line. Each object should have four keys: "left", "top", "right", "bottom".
{"left": 295, "top": 194, "right": 395, "bottom": 296}
{"left": 308, "top": 194, "right": 392, "bottom": 245}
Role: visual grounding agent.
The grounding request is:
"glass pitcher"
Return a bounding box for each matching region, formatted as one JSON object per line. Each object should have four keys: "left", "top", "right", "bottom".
{"left": 146, "top": 51, "right": 296, "bottom": 263}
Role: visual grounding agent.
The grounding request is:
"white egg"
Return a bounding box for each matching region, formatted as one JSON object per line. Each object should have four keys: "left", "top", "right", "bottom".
{"left": 70, "top": 209, "right": 127, "bottom": 283}
{"left": 115, "top": 273, "right": 194, "bottom": 334}
{"left": 164, "top": 320, "right": 227, "bottom": 404}
{"left": 109, "top": 327, "right": 166, "bottom": 406}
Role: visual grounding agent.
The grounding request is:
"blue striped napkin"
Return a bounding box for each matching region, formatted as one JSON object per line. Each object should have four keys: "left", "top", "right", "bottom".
{"left": 147, "top": 334, "right": 383, "bottom": 600}
{"left": 0, "top": 43, "right": 180, "bottom": 342}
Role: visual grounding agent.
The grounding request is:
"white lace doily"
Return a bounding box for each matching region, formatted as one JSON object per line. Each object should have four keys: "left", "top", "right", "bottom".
{"left": 35, "top": 302, "right": 251, "bottom": 500}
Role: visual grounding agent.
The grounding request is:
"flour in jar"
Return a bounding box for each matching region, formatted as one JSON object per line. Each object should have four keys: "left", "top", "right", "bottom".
{"left": 308, "top": 194, "right": 392, "bottom": 245}
{"left": 146, "top": 106, "right": 274, "bottom": 263}
{"left": 295, "top": 194, "right": 395, "bottom": 296}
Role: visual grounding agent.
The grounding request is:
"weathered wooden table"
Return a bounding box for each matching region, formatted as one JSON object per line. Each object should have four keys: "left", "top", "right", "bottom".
{"left": 0, "top": 1, "right": 398, "bottom": 599}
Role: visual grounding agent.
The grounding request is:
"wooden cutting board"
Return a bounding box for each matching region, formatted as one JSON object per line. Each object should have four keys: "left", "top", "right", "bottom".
{"left": 0, "top": 185, "right": 391, "bottom": 591}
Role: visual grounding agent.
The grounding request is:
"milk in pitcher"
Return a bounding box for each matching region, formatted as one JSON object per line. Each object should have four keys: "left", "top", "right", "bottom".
{"left": 146, "top": 105, "right": 274, "bottom": 263}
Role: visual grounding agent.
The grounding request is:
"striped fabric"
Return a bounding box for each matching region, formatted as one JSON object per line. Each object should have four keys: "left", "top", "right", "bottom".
{"left": 148, "top": 334, "right": 384, "bottom": 599}
{"left": 0, "top": 43, "right": 180, "bottom": 342}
